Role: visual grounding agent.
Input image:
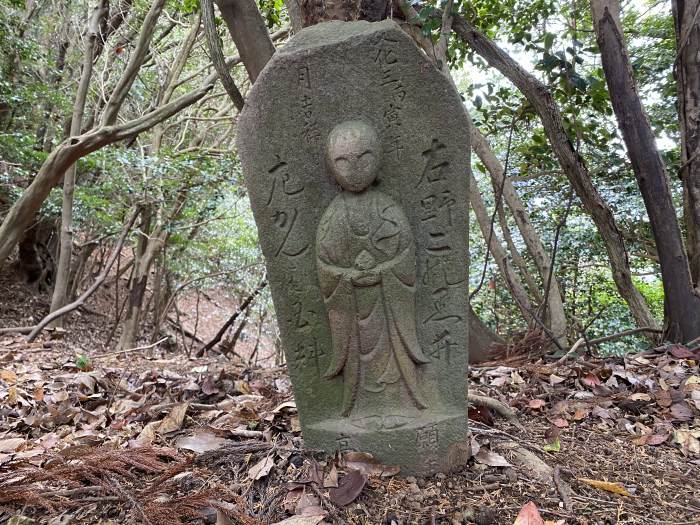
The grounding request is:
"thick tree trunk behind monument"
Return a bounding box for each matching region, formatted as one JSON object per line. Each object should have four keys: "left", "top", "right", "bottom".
{"left": 672, "top": 0, "right": 700, "bottom": 286}
{"left": 591, "top": 0, "right": 700, "bottom": 342}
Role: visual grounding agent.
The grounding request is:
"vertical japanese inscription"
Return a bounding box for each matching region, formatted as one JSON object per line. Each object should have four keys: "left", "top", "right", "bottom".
{"left": 298, "top": 66, "right": 321, "bottom": 145}
{"left": 418, "top": 138, "right": 466, "bottom": 362}
{"left": 374, "top": 36, "right": 407, "bottom": 161}
{"left": 265, "top": 156, "right": 309, "bottom": 259}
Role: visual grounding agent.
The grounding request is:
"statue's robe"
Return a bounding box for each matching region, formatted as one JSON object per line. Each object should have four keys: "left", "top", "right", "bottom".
{"left": 316, "top": 187, "right": 429, "bottom": 418}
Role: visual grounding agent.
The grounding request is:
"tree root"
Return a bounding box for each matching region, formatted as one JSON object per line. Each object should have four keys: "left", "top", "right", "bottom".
{"left": 468, "top": 393, "right": 522, "bottom": 427}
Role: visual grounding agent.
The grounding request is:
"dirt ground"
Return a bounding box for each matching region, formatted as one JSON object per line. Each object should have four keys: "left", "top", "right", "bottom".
{"left": 1, "top": 273, "right": 699, "bottom": 525}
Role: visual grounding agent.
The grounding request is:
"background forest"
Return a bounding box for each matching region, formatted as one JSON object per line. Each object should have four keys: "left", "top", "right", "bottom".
{"left": 1, "top": 0, "right": 694, "bottom": 357}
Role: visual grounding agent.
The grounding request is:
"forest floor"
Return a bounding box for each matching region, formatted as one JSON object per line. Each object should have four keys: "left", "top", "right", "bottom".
{"left": 0, "top": 274, "right": 699, "bottom": 525}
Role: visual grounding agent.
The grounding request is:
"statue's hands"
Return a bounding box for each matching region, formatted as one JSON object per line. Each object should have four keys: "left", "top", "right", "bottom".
{"left": 352, "top": 267, "right": 381, "bottom": 286}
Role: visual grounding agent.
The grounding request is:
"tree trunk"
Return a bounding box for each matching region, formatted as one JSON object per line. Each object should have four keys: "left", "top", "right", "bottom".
{"left": 49, "top": 0, "right": 109, "bottom": 326}
{"left": 448, "top": 13, "right": 658, "bottom": 332}
{"left": 471, "top": 123, "right": 568, "bottom": 343}
{"left": 590, "top": 0, "right": 700, "bottom": 342}
{"left": 214, "top": 0, "right": 275, "bottom": 82}
{"left": 672, "top": 0, "right": 700, "bottom": 286}
{"left": 470, "top": 170, "right": 536, "bottom": 323}
{"left": 118, "top": 211, "right": 155, "bottom": 350}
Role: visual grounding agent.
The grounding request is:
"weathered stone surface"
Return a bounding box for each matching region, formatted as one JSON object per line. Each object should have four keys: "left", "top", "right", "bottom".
{"left": 237, "top": 19, "right": 471, "bottom": 474}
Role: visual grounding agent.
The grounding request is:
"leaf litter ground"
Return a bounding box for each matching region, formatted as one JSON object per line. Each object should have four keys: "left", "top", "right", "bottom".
{"left": 1, "top": 278, "right": 699, "bottom": 524}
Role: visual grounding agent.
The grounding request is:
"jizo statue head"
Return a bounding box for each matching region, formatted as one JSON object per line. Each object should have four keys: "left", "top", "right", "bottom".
{"left": 326, "top": 120, "right": 380, "bottom": 193}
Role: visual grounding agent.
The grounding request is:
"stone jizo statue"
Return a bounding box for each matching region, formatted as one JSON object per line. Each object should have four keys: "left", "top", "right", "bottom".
{"left": 317, "top": 120, "right": 429, "bottom": 427}
{"left": 237, "top": 20, "right": 471, "bottom": 474}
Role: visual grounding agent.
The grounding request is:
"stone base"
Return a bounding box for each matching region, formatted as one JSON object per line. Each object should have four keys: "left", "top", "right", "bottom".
{"left": 303, "top": 411, "right": 469, "bottom": 475}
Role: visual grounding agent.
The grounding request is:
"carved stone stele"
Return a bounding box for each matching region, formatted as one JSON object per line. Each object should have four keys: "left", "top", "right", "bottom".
{"left": 237, "top": 20, "right": 471, "bottom": 474}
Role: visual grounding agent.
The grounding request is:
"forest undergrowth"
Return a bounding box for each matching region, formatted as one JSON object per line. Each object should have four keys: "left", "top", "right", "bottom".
{"left": 0, "top": 272, "right": 699, "bottom": 525}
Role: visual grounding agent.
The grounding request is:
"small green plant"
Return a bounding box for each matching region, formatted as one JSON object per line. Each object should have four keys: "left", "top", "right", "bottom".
{"left": 76, "top": 355, "right": 91, "bottom": 371}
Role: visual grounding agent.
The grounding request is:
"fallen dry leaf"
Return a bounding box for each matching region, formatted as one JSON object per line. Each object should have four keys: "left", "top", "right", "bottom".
{"left": 573, "top": 408, "right": 589, "bottom": 421}
{"left": 158, "top": 403, "right": 189, "bottom": 434}
{"left": 528, "top": 399, "right": 546, "bottom": 410}
{"left": 667, "top": 344, "right": 699, "bottom": 359}
{"left": 135, "top": 421, "right": 160, "bottom": 444}
{"left": 474, "top": 448, "right": 512, "bottom": 467}
{"left": 581, "top": 373, "right": 601, "bottom": 388}
{"left": 248, "top": 455, "right": 275, "bottom": 480}
{"left": 551, "top": 418, "right": 569, "bottom": 428}
{"left": 549, "top": 374, "right": 566, "bottom": 385}
{"left": 324, "top": 463, "right": 339, "bottom": 488}
{"left": 656, "top": 390, "right": 673, "bottom": 408}
{"left": 0, "top": 438, "right": 25, "bottom": 453}
{"left": 629, "top": 393, "right": 651, "bottom": 401}
{"left": 674, "top": 429, "right": 700, "bottom": 455}
{"left": 577, "top": 478, "right": 631, "bottom": 497}
{"left": 0, "top": 369, "right": 17, "bottom": 383}
{"left": 175, "top": 431, "right": 228, "bottom": 454}
{"left": 670, "top": 403, "right": 692, "bottom": 421}
{"left": 344, "top": 451, "right": 400, "bottom": 477}
{"left": 329, "top": 469, "right": 367, "bottom": 506}
{"left": 513, "top": 501, "right": 544, "bottom": 525}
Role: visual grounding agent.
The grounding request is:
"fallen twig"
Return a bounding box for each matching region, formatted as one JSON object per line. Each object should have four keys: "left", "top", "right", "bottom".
{"left": 555, "top": 337, "right": 586, "bottom": 365}
{"left": 468, "top": 393, "right": 522, "bottom": 428}
{"left": 585, "top": 326, "right": 662, "bottom": 347}
{"left": 91, "top": 337, "right": 169, "bottom": 359}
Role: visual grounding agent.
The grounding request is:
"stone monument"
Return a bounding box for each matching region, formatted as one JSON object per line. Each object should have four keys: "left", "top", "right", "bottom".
{"left": 237, "top": 19, "right": 471, "bottom": 474}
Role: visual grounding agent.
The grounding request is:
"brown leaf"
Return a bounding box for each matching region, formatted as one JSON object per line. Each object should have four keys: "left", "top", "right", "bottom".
{"left": 646, "top": 433, "right": 670, "bottom": 446}
{"left": 329, "top": 469, "right": 367, "bottom": 506}
{"left": 201, "top": 376, "right": 219, "bottom": 396}
{"left": 573, "top": 408, "right": 589, "bottom": 421}
{"left": 135, "top": 421, "right": 161, "bottom": 444}
{"left": 175, "top": 431, "right": 228, "bottom": 454}
{"left": 0, "top": 438, "right": 25, "bottom": 453}
{"left": 667, "top": 344, "right": 699, "bottom": 359}
{"left": 551, "top": 418, "right": 569, "bottom": 428}
{"left": 158, "top": 403, "right": 189, "bottom": 434}
{"left": 474, "top": 448, "right": 512, "bottom": 467}
{"left": 670, "top": 403, "right": 692, "bottom": 422}
{"left": 549, "top": 374, "right": 566, "bottom": 385}
{"left": 308, "top": 458, "right": 324, "bottom": 485}
{"left": 592, "top": 406, "right": 612, "bottom": 419}
{"left": 248, "top": 455, "right": 275, "bottom": 480}
{"left": 629, "top": 393, "right": 651, "bottom": 401}
{"left": 528, "top": 399, "right": 546, "bottom": 410}
{"left": 324, "top": 463, "right": 339, "bottom": 488}
{"left": 513, "top": 501, "right": 544, "bottom": 525}
{"left": 0, "top": 369, "right": 17, "bottom": 383}
{"left": 344, "top": 451, "right": 400, "bottom": 477}
{"left": 656, "top": 390, "right": 673, "bottom": 408}
{"left": 673, "top": 429, "right": 700, "bottom": 455}
{"left": 691, "top": 390, "right": 700, "bottom": 410}
{"left": 32, "top": 387, "right": 44, "bottom": 402}
{"left": 581, "top": 373, "right": 601, "bottom": 388}
{"left": 295, "top": 492, "right": 324, "bottom": 516}
{"left": 273, "top": 401, "right": 297, "bottom": 413}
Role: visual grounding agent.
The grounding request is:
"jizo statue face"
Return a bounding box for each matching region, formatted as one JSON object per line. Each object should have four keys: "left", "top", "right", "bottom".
{"left": 327, "top": 120, "right": 380, "bottom": 193}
